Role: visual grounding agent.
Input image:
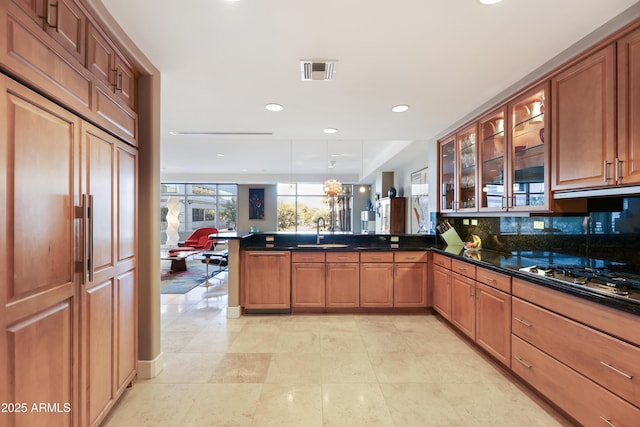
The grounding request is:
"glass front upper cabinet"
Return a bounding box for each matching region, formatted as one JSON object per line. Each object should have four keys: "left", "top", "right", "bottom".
{"left": 439, "top": 136, "right": 456, "bottom": 212}
{"left": 456, "top": 124, "right": 478, "bottom": 211}
{"left": 479, "top": 107, "right": 507, "bottom": 211}
{"left": 508, "top": 83, "right": 549, "bottom": 211}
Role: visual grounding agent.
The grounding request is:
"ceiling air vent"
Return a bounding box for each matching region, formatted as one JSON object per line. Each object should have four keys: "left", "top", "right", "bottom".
{"left": 300, "top": 60, "right": 336, "bottom": 81}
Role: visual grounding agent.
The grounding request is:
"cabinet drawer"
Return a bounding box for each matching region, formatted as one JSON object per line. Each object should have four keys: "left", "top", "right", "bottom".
{"left": 512, "top": 297, "right": 640, "bottom": 407}
{"left": 432, "top": 253, "right": 451, "bottom": 269}
{"left": 326, "top": 252, "right": 359, "bottom": 263}
{"left": 476, "top": 266, "right": 511, "bottom": 293}
{"left": 512, "top": 278, "right": 640, "bottom": 346}
{"left": 394, "top": 251, "right": 427, "bottom": 263}
{"left": 360, "top": 252, "right": 393, "bottom": 263}
{"left": 512, "top": 335, "right": 640, "bottom": 427}
{"left": 292, "top": 252, "right": 325, "bottom": 263}
{"left": 451, "top": 259, "right": 476, "bottom": 279}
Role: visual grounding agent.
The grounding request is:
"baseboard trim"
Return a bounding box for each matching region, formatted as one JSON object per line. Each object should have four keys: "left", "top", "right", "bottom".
{"left": 227, "top": 305, "right": 241, "bottom": 319}
{"left": 137, "top": 352, "right": 164, "bottom": 379}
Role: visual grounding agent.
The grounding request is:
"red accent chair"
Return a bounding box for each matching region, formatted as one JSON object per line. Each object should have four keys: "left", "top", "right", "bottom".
{"left": 168, "top": 227, "right": 218, "bottom": 255}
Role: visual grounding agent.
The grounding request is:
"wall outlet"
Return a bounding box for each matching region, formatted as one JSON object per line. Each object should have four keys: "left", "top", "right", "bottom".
{"left": 533, "top": 221, "right": 545, "bottom": 230}
{"left": 463, "top": 219, "right": 470, "bottom": 225}
{"left": 471, "top": 219, "right": 478, "bottom": 226}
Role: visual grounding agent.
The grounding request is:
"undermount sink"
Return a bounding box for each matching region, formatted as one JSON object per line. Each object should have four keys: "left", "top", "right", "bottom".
{"left": 296, "top": 244, "right": 350, "bottom": 249}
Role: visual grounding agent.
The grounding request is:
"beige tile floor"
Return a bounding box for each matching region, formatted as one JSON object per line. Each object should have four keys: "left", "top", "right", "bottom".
{"left": 102, "top": 274, "right": 573, "bottom": 427}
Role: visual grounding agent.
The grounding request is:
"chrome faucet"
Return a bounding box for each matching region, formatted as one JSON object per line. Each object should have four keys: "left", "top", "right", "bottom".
{"left": 316, "top": 217, "right": 326, "bottom": 244}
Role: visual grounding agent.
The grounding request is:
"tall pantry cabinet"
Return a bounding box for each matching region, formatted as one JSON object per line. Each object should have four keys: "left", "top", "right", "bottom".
{"left": 0, "top": 74, "right": 138, "bottom": 427}
{"left": 0, "top": 0, "right": 139, "bottom": 423}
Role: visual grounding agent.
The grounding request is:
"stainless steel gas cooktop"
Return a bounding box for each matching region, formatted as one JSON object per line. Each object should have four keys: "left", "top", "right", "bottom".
{"left": 519, "top": 265, "right": 640, "bottom": 302}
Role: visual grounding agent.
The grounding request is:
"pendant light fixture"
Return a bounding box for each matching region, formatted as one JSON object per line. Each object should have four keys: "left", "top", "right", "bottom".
{"left": 323, "top": 141, "right": 342, "bottom": 197}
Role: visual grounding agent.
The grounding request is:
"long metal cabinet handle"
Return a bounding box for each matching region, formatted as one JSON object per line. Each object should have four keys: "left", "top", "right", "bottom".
{"left": 39, "top": 0, "right": 59, "bottom": 31}
{"left": 79, "top": 194, "right": 88, "bottom": 283}
{"left": 615, "top": 158, "right": 622, "bottom": 183}
{"left": 603, "top": 160, "right": 611, "bottom": 182}
{"left": 599, "top": 416, "right": 617, "bottom": 427}
{"left": 515, "top": 357, "right": 532, "bottom": 369}
{"left": 514, "top": 317, "right": 533, "bottom": 327}
{"left": 88, "top": 195, "right": 94, "bottom": 282}
{"left": 599, "top": 361, "right": 634, "bottom": 380}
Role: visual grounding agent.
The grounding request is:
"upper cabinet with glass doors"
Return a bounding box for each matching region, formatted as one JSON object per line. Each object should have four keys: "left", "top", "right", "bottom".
{"left": 479, "top": 107, "right": 507, "bottom": 211}
{"left": 509, "top": 83, "right": 550, "bottom": 211}
{"left": 439, "top": 83, "right": 550, "bottom": 214}
{"left": 438, "top": 124, "right": 478, "bottom": 213}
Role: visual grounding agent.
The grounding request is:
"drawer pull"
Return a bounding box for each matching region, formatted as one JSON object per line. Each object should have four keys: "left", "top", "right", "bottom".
{"left": 515, "top": 357, "right": 533, "bottom": 369}
{"left": 599, "top": 361, "right": 634, "bottom": 380}
{"left": 482, "top": 276, "right": 496, "bottom": 282}
{"left": 514, "top": 317, "right": 533, "bottom": 327}
{"left": 337, "top": 257, "right": 348, "bottom": 260}
{"left": 599, "top": 416, "right": 617, "bottom": 427}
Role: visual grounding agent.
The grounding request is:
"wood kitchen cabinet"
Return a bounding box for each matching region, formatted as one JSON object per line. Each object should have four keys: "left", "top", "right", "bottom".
{"left": 618, "top": 25, "right": 640, "bottom": 186}
{"left": 432, "top": 254, "right": 452, "bottom": 320}
{"left": 0, "top": 0, "right": 138, "bottom": 146}
{"left": 509, "top": 83, "right": 550, "bottom": 211}
{"left": 512, "top": 335, "right": 640, "bottom": 426}
{"left": 242, "top": 251, "right": 291, "bottom": 310}
{"left": 438, "top": 123, "right": 478, "bottom": 212}
{"left": 292, "top": 252, "right": 325, "bottom": 309}
{"left": 512, "top": 278, "right": 640, "bottom": 424}
{"left": 393, "top": 251, "right": 428, "bottom": 307}
{"left": 326, "top": 252, "right": 360, "bottom": 308}
{"left": 0, "top": 76, "right": 138, "bottom": 427}
{"left": 360, "top": 252, "right": 394, "bottom": 307}
{"left": 479, "top": 107, "right": 508, "bottom": 211}
{"left": 450, "top": 270, "right": 476, "bottom": 340}
{"left": 475, "top": 267, "right": 511, "bottom": 367}
{"left": 552, "top": 45, "right": 616, "bottom": 191}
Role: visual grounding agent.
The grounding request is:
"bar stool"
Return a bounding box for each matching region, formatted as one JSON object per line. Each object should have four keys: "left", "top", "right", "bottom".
{"left": 202, "top": 251, "right": 228, "bottom": 288}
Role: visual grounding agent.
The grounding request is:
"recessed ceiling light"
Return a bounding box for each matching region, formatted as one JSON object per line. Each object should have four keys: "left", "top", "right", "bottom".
{"left": 323, "top": 128, "right": 338, "bottom": 134}
{"left": 391, "top": 104, "right": 410, "bottom": 113}
{"left": 216, "top": 153, "right": 225, "bottom": 157}
{"left": 265, "top": 103, "right": 284, "bottom": 112}
{"left": 330, "top": 153, "right": 339, "bottom": 157}
{"left": 479, "top": 0, "right": 502, "bottom": 4}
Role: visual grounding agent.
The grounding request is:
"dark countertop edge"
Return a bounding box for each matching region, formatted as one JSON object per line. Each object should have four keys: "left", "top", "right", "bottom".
{"left": 241, "top": 246, "right": 434, "bottom": 251}
{"left": 430, "top": 247, "right": 640, "bottom": 317}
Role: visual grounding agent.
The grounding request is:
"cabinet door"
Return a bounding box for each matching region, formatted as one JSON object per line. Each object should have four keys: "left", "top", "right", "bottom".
{"left": 394, "top": 263, "right": 427, "bottom": 307}
{"left": 439, "top": 136, "right": 456, "bottom": 212}
{"left": 242, "top": 251, "right": 291, "bottom": 309}
{"left": 432, "top": 265, "right": 451, "bottom": 320}
{"left": 326, "top": 263, "right": 360, "bottom": 308}
{"left": 450, "top": 273, "right": 475, "bottom": 339}
{"left": 0, "top": 76, "right": 80, "bottom": 425}
{"left": 292, "top": 263, "right": 325, "bottom": 308}
{"left": 475, "top": 283, "right": 511, "bottom": 367}
{"left": 479, "top": 107, "right": 508, "bottom": 211}
{"left": 618, "top": 26, "right": 640, "bottom": 185}
{"left": 552, "top": 45, "right": 616, "bottom": 190}
{"left": 509, "top": 83, "right": 550, "bottom": 211}
{"left": 360, "top": 263, "right": 394, "bottom": 307}
{"left": 457, "top": 123, "right": 478, "bottom": 211}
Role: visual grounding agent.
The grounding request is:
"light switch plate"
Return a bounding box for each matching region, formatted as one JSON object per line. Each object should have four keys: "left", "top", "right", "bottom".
{"left": 534, "top": 221, "right": 545, "bottom": 230}
{"left": 463, "top": 219, "right": 470, "bottom": 225}
{"left": 471, "top": 219, "right": 478, "bottom": 226}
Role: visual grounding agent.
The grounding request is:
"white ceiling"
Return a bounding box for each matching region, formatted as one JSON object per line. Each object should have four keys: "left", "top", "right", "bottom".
{"left": 100, "top": 0, "right": 640, "bottom": 184}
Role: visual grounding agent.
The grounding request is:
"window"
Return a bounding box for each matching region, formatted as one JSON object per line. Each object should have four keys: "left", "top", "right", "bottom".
{"left": 160, "top": 183, "right": 238, "bottom": 242}
{"left": 277, "top": 183, "right": 353, "bottom": 232}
